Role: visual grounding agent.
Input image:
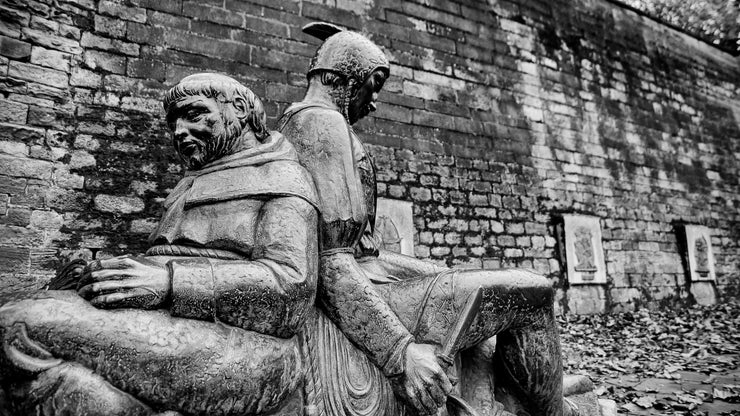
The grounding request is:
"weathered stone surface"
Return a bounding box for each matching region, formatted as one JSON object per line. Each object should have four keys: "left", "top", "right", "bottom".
{"left": 70, "top": 67, "right": 102, "bottom": 87}
{"left": 93, "top": 194, "right": 145, "bottom": 214}
{"left": 8, "top": 61, "right": 68, "bottom": 88}
{"left": 690, "top": 281, "right": 718, "bottom": 306}
{"left": 0, "top": 35, "right": 31, "bottom": 59}
{"left": 598, "top": 398, "right": 617, "bottom": 416}
{"left": 567, "top": 285, "right": 607, "bottom": 315}
{"left": 0, "top": 154, "right": 53, "bottom": 180}
{"left": 0, "top": 99, "right": 28, "bottom": 124}
{"left": 30, "top": 47, "right": 70, "bottom": 72}
{"left": 83, "top": 50, "right": 126, "bottom": 73}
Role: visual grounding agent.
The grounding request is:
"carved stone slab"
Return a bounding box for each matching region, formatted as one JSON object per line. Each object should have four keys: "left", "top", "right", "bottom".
{"left": 562, "top": 215, "right": 607, "bottom": 285}
{"left": 375, "top": 198, "right": 414, "bottom": 256}
{"left": 683, "top": 225, "right": 716, "bottom": 282}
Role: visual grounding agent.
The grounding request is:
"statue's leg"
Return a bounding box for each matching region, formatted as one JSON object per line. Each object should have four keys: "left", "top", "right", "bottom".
{"left": 375, "top": 269, "right": 564, "bottom": 416}
{"left": 0, "top": 291, "right": 302, "bottom": 416}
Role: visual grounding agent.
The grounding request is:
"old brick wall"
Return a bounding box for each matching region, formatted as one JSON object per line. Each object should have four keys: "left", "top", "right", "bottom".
{"left": 1, "top": 0, "right": 738, "bottom": 312}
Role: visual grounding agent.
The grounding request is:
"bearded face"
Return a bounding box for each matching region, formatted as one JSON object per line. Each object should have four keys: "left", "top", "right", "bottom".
{"left": 166, "top": 94, "right": 241, "bottom": 170}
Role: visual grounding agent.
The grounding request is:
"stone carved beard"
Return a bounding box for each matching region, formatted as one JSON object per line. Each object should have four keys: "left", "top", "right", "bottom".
{"left": 208, "top": 106, "right": 243, "bottom": 162}
{"left": 180, "top": 103, "right": 243, "bottom": 170}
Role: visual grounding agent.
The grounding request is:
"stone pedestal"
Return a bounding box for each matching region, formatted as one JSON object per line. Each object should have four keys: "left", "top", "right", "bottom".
{"left": 690, "top": 281, "right": 717, "bottom": 306}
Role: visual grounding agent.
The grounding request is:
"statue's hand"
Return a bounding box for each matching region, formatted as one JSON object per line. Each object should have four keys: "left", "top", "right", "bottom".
{"left": 392, "top": 342, "right": 452, "bottom": 415}
{"left": 78, "top": 256, "right": 171, "bottom": 310}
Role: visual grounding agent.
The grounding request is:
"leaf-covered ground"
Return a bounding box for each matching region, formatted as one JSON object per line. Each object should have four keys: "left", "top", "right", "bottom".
{"left": 560, "top": 300, "right": 740, "bottom": 415}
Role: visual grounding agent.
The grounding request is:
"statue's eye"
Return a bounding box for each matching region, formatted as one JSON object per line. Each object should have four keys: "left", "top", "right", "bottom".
{"left": 186, "top": 108, "right": 205, "bottom": 120}
{"left": 373, "top": 80, "right": 384, "bottom": 93}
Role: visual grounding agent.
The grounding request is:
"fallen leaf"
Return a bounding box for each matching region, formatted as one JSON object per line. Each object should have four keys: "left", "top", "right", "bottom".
{"left": 606, "top": 361, "right": 627, "bottom": 373}
{"left": 620, "top": 403, "right": 642, "bottom": 413}
{"left": 693, "top": 389, "right": 712, "bottom": 401}
{"left": 675, "top": 392, "right": 704, "bottom": 405}
{"left": 713, "top": 385, "right": 740, "bottom": 403}
{"left": 635, "top": 395, "right": 657, "bottom": 408}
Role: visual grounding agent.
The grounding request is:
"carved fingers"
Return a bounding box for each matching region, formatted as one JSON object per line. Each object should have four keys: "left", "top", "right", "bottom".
{"left": 77, "top": 255, "right": 171, "bottom": 310}
{"left": 397, "top": 343, "right": 453, "bottom": 415}
{"left": 404, "top": 380, "right": 431, "bottom": 415}
{"left": 86, "top": 288, "right": 160, "bottom": 310}
{"left": 427, "top": 369, "right": 452, "bottom": 407}
{"left": 79, "top": 279, "right": 147, "bottom": 297}
{"left": 79, "top": 256, "right": 138, "bottom": 286}
{"left": 410, "top": 377, "right": 444, "bottom": 415}
{"left": 93, "top": 256, "right": 140, "bottom": 271}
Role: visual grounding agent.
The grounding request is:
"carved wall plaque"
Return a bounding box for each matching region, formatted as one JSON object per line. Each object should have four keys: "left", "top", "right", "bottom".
{"left": 375, "top": 198, "right": 414, "bottom": 256}
{"left": 562, "top": 215, "right": 607, "bottom": 284}
{"left": 684, "top": 225, "right": 716, "bottom": 282}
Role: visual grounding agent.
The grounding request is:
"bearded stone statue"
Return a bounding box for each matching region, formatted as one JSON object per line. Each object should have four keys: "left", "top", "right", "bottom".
{"left": 0, "top": 74, "right": 320, "bottom": 416}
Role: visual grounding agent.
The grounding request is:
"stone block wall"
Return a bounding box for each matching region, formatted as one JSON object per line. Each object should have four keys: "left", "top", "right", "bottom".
{"left": 1, "top": 0, "right": 738, "bottom": 313}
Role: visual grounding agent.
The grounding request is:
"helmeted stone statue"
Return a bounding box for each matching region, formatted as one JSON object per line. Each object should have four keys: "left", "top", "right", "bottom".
{"left": 278, "top": 23, "right": 584, "bottom": 416}
{"left": 0, "top": 73, "right": 320, "bottom": 415}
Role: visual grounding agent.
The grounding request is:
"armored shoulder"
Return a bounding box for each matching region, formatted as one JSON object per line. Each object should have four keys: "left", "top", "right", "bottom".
{"left": 280, "top": 106, "right": 350, "bottom": 163}
{"left": 278, "top": 104, "right": 367, "bottom": 248}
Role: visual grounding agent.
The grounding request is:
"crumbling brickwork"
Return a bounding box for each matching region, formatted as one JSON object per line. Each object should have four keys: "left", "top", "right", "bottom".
{"left": 1, "top": 0, "right": 738, "bottom": 312}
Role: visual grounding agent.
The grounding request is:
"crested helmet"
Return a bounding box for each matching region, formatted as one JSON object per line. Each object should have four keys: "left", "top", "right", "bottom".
{"left": 304, "top": 22, "right": 390, "bottom": 84}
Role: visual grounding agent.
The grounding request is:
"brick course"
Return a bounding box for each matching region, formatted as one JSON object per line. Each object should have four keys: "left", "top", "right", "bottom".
{"left": 0, "top": 0, "right": 738, "bottom": 312}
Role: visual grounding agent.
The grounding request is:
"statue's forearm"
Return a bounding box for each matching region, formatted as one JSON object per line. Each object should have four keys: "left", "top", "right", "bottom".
{"left": 319, "top": 252, "right": 413, "bottom": 377}
{"left": 360, "top": 249, "right": 447, "bottom": 280}
{"left": 168, "top": 198, "right": 318, "bottom": 338}
{"left": 168, "top": 258, "right": 315, "bottom": 338}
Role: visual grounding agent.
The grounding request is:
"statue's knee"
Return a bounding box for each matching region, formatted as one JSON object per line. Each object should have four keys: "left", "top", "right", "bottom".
{"left": 522, "top": 269, "right": 553, "bottom": 291}
{"left": 0, "top": 300, "right": 51, "bottom": 337}
{"left": 473, "top": 269, "right": 554, "bottom": 306}
{"left": 0, "top": 300, "right": 33, "bottom": 332}
{"left": 1, "top": 292, "right": 88, "bottom": 329}
{"left": 516, "top": 269, "right": 554, "bottom": 303}
{"left": 0, "top": 295, "right": 89, "bottom": 376}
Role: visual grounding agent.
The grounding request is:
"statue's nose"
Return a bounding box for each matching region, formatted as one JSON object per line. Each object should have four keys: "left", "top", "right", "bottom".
{"left": 369, "top": 93, "right": 379, "bottom": 112}
{"left": 173, "top": 119, "right": 189, "bottom": 140}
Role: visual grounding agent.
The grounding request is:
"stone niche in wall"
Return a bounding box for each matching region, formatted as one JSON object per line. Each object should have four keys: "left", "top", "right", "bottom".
{"left": 684, "top": 225, "right": 716, "bottom": 282}
{"left": 679, "top": 224, "right": 717, "bottom": 305}
{"left": 561, "top": 214, "right": 607, "bottom": 284}
{"left": 374, "top": 198, "right": 414, "bottom": 256}
{"left": 557, "top": 214, "right": 608, "bottom": 314}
